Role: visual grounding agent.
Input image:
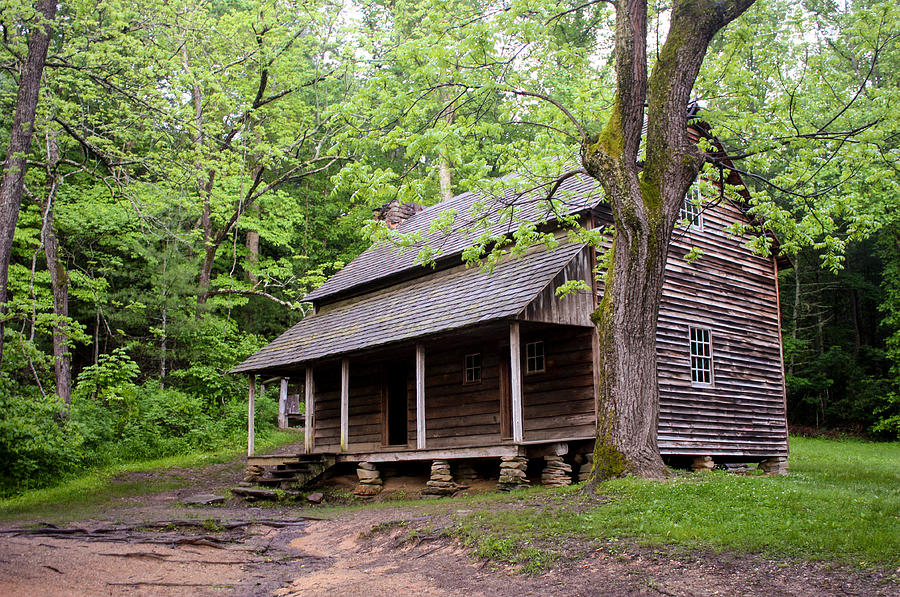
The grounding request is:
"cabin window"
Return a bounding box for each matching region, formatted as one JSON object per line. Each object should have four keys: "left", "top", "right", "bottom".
{"left": 680, "top": 185, "right": 703, "bottom": 230}
{"left": 526, "top": 341, "right": 545, "bottom": 374}
{"left": 464, "top": 353, "right": 482, "bottom": 384}
{"left": 689, "top": 326, "right": 713, "bottom": 385}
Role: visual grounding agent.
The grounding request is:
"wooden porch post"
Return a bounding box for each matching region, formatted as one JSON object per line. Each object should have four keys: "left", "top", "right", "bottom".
{"left": 247, "top": 375, "right": 256, "bottom": 456}
{"left": 278, "top": 377, "right": 289, "bottom": 429}
{"left": 416, "top": 342, "right": 426, "bottom": 449}
{"left": 340, "top": 358, "right": 349, "bottom": 451}
{"left": 509, "top": 321, "right": 524, "bottom": 443}
{"left": 304, "top": 366, "right": 315, "bottom": 454}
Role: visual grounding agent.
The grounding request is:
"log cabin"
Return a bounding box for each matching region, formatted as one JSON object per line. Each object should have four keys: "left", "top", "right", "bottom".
{"left": 232, "top": 162, "right": 790, "bottom": 490}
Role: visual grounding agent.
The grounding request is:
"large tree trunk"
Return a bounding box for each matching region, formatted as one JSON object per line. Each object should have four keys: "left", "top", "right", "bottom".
{"left": 581, "top": 0, "right": 755, "bottom": 480}
{"left": 43, "top": 199, "right": 72, "bottom": 410}
{"left": 438, "top": 87, "right": 455, "bottom": 202}
{"left": 0, "top": 0, "right": 59, "bottom": 365}
{"left": 245, "top": 202, "right": 260, "bottom": 283}
{"left": 41, "top": 131, "right": 72, "bottom": 411}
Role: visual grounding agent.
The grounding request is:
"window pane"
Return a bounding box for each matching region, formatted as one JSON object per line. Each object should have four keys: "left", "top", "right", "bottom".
{"left": 464, "top": 353, "right": 482, "bottom": 383}
{"left": 688, "top": 327, "right": 712, "bottom": 385}
{"left": 525, "top": 341, "right": 544, "bottom": 373}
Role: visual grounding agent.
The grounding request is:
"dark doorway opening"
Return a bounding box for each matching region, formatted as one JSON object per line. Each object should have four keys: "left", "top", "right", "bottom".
{"left": 385, "top": 363, "right": 408, "bottom": 446}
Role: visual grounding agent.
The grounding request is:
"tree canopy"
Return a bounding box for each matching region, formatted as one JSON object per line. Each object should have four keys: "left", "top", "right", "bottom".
{"left": 0, "top": 0, "right": 897, "bottom": 494}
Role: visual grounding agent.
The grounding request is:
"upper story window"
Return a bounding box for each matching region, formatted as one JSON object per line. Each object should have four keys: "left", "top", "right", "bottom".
{"left": 464, "top": 353, "right": 482, "bottom": 384}
{"left": 680, "top": 185, "right": 703, "bottom": 230}
{"left": 526, "top": 341, "right": 545, "bottom": 374}
{"left": 689, "top": 326, "right": 713, "bottom": 385}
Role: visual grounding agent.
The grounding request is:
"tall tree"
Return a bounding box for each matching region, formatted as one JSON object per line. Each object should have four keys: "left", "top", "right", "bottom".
{"left": 38, "top": 130, "right": 72, "bottom": 410}
{"left": 0, "top": 0, "right": 58, "bottom": 365}
{"left": 580, "top": 0, "right": 756, "bottom": 478}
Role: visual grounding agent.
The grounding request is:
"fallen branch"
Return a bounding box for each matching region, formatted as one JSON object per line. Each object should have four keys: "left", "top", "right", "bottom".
{"left": 98, "top": 552, "right": 246, "bottom": 565}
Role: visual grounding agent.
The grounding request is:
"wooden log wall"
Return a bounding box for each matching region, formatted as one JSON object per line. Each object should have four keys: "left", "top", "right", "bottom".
{"left": 521, "top": 326, "right": 596, "bottom": 441}
{"left": 312, "top": 364, "right": 340, "bottom": 450}
{"left": 422, "top": 338, "right": 504, "bottom": 449}
{"left": 595, "top": 198, "right": 788, "bottom": 458}
{"left": 312, "top": 360, "right": 393, "bottom": 452}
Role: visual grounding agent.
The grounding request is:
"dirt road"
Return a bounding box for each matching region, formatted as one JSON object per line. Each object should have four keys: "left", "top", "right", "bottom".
{"left": 1, "top": 504, "right": 896, "bottom": 597}
{"left": 0, "top": 464, "right": 895, "bottom": 596}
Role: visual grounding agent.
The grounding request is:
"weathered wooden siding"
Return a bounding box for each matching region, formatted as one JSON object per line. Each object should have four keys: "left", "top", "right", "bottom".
{"left": 519, "top": 248, "right": 595, "bottom": 327}
{"left": 350, "top": 360, "right": 393, "bottom": 450}
{"left": 305, "top": 197, "right": 786, "bottom": 459}
{"left": 595, "top": 198, "right": 788, "bottom": 457}
{"left": 522, "top": 327, "right": 595, "bottom": 441}
{"left": 312, "top": 364, "right": 340, "bottom": 450}
{"left": 423, "top": 338, "right": 504, "bottom": 448}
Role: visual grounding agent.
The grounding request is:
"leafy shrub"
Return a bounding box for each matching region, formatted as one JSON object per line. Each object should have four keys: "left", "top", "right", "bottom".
{"left": 0, "top": 376, "right": 85, "bottom": 495}
{"left": 1, "top": 343, "right": 279, "bottom": 496}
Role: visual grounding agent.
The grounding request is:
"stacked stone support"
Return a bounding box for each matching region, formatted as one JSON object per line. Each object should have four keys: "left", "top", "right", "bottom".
{"left": 423, "top": 459, "right": 460, "bottom": 496}
{"left": 354, "top": 462, "right": 382, "bottom": 496}
{"left": 455, "top": 462, "right": 479, "bottom": 484}
{"left": 244, "top": 464, "right": 265, "bottom": 483}
{"left": 692, "top": 456, "right": 715, "bottom": 472}
{"left": 759, "top": 457, "right": 788, "bottom": 476}
{"left": 497, "top": 456, "right": 530, "bottom": 491}
{"left": 541, "top": 455, "right": 572, "bottom": 487}
{"left": 576, "top": 453, "right": 593, "bottom": 483}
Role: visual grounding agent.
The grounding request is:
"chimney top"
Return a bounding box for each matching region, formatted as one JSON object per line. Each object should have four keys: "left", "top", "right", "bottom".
{"left": 372, "top": 199, "right": 424, "bottom": 229}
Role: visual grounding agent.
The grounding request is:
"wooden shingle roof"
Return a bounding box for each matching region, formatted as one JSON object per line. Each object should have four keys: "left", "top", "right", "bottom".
{"left": 232, "top": 238, "right": 587, "bottom": 374}
{"left": 304, "top": 172, "right": 602, "bottom": 303}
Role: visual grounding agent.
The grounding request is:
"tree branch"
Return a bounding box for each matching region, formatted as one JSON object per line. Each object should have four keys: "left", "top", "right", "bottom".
{"left": 208, "top": 288, "right": 304, "bottom": 310}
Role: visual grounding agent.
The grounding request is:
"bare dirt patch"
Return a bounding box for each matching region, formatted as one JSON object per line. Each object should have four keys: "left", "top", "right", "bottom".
{"left": 275, "top": 507, "right": 899, "bottom": 597}
{"left": 1, "top": 465, "right": 896, "bottom": 596}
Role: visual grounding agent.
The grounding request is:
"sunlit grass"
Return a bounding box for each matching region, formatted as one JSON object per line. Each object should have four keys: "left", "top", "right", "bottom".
{"left": 448, "top": 437, "right": 900, "bottom": 570}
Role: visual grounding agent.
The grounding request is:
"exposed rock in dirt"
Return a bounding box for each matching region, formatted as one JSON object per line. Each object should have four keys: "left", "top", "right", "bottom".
{"left": 183, "top": 494, "right": 226, "bottom": 506}
{"left": 231, "top": 486, "right": 279, "bottom": 501}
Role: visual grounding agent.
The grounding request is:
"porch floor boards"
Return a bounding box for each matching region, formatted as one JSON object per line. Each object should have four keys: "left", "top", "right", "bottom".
{"left": 246, "top": 436, "right": 597, "bottom": 467}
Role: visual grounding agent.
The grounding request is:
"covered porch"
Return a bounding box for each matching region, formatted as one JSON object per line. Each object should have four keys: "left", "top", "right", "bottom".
{"left": 245, "top": 320, "right": 598, "bottom": 463}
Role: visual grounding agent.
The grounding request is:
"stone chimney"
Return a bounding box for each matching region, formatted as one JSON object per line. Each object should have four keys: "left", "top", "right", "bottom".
{"left": 372, "top": 199, "right": 424, "bottom": 229}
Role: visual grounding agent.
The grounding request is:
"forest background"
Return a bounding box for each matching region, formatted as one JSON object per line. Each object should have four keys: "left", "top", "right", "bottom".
{"left": 0, "top": 0, "right": 897, "bottom": 495}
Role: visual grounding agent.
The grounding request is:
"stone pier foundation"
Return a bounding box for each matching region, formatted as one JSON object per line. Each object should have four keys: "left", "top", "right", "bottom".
{"left": 423, "top": 459, "right": 459, "bottom": 496}
{"left": 576, "top": 453, "right": 593, "bottom": 483}
{"left": 354, "top": 461, "right": 382, "bottom": 496}
{"left": 692, "top": 456, "right": 715, "bottom": 472}
{"left": 541, "top": 455, "right": 572, "bottom": 487}
{"left": 759, "top": 457, "right": 788, "bottom": 476}
{"left": 497, "top": 456, "right": 530, "bottom": 491}
{"left": 455, "top": 462, "right": 480, "bottom": 484}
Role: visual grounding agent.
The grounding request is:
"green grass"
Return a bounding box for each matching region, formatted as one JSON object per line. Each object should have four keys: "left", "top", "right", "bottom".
{"left": 447, "top": 437, "right": 900, "bottom": 571}
{"left": 3, "top": 434, "right": 897, "bottom": 574}
{"left": 0, "top": 429, "right": 301, "bottom": 523}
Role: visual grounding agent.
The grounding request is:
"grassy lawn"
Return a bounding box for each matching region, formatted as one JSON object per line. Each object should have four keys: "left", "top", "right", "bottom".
{"left": 2, "top": 433, "right": 897, "bottom": 575}
{"left": 0, "top": 429, "right": 301, "bottom": 523}
{"left": 449, "top": 437, "right": 900, "bottom": 572}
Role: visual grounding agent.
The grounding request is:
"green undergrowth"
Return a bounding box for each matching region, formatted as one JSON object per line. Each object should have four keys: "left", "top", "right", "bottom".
{"left": 0, "top": 429, "right": 301, "bottom": 523}
{"left": 444, "top": 437, "right": 900, "bottom": 573}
